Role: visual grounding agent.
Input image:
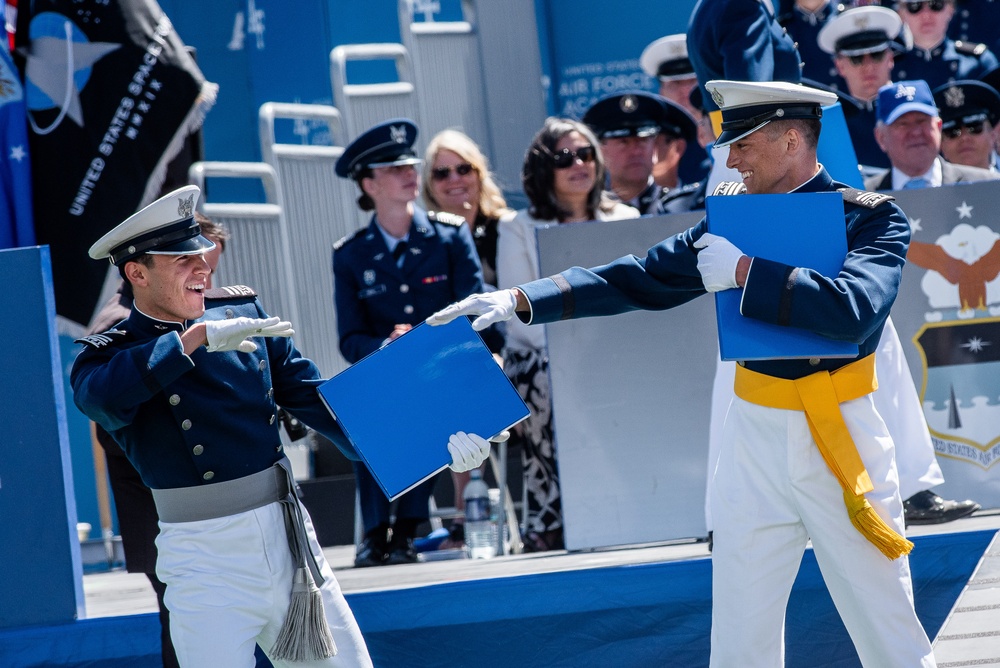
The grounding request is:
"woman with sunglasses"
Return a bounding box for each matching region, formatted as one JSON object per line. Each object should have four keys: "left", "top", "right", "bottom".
{"left": 894, "top": 0, "right": 997, "bottom": 90}
{"left": 497, "top": 117, "right": 638, "bottom": 552}
{"left": 933, "top": 79, "right": 1000, "bottom": 172}
{"left": 421, "top": 129, "right": 513, "bottom": 551}
{"left": 333, "top": 119, "right": 488, "bottom": 567}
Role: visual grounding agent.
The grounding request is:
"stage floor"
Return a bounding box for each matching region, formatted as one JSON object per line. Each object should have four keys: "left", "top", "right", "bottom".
{"left": 77, "top": 512, "right": 1000, "bottom": 666}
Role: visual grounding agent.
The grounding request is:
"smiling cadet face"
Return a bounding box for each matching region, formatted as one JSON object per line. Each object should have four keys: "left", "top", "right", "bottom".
{"left": 127, "top": 252, "right": 211, "bottom": 322}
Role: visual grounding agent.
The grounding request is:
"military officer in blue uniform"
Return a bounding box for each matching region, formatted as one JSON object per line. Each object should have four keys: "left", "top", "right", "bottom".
{"left": 894, "top": 0, "right": 998, "bottom": 88}
{"left": 71, "top": 185, "right": 490, "bottom": 666}
{"left": 429, "top": 80, "right": 935, "bottom": 667}
{"left": 817, "top": 4, "right": 908, "bottom": 169}
{"left": 778, "top": 0, "right": 844, "bottom": 89}
{"left": 640, "top": 33, "right": 711, "bottom": 185}
{"left": 933, "top": 78, "right": 1000, "bottom": 170}
{"left": 582, "top": 91, "right": 697, "bottom": 214}
{"left": 948, "top": 0, "right": 1000, "bottom": 59}
{"left": 333, "top": 119, "right": 486, "bottom": 568}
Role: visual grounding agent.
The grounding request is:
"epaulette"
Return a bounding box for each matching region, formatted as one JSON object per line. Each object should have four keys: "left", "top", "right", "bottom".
{"left": 75, "top": 329, "right": 128, "bottom": 349}
{"left": 838, "top": 187, "right": 895, "bottom": 209}
{"left": 333, "top": 227, "right": 366, "bottom": 251}
{"left": 205, "top": 285, "right": 257, "bottom": 300}
{"left": 427, "top": 210, "right": 466, "bottom": 227}
{"left": 711, "top": 181, "right": 747, "bottom": 196}
{"left": 955, "top": 41, "right": 988, "bottom": 57}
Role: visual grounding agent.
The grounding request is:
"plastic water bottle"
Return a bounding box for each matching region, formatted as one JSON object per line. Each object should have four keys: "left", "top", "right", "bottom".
{"left": 463, "top": 469, "right": 495, "bottom": 559}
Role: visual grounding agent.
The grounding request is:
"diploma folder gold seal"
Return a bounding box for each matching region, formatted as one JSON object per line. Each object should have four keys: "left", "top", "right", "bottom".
{"left": 318, "top": 318, "right": 529, "bottom": 501}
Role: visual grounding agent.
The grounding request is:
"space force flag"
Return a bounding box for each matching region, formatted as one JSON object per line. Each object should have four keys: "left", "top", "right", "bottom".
{"left": 13, "top": 0, "right": 217, "bottom": 325}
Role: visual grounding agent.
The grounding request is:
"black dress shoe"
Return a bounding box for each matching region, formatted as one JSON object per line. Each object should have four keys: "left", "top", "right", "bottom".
{"left": 354, "top": 537, "right": 387, "bottom": 568}
{"left": 385, "top": 536, "right": 419, "bottom": 565}
{"left": 903, "top": 489, "right": 980, "bottom": 526}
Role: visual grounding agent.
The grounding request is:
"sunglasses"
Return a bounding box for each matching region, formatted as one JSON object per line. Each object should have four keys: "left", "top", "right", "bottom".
{"left": 549, "top": 145, "right": 597, "bottom": 169}
{"left": 431, "top": 163, "right": 475, "bottom": 181}
{"left": 903, "top": 0, "right": 948, "bottom": 13}
{"left": 846, "top": 50, "right": 889, "bottom": 66}
{"left": 943, "top": 121, "right": 986, "bottom": 139}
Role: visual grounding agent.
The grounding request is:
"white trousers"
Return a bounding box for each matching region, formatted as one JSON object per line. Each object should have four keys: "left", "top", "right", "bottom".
{"left": 156, "top": 500, "right": 372, "bottom": 668}
{"left": 710, "top": 395, "right": 935, "bottom": 667}
{"left": 705, "top": 317, "right": 943, "bottom": 528}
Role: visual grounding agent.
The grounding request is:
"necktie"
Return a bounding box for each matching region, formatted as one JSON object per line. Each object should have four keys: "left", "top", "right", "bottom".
{"left": 904, "top": 177, "right": 928, "bottom": 189}
{"left": 392, "top": 240, "right": 408, "bottom": 266}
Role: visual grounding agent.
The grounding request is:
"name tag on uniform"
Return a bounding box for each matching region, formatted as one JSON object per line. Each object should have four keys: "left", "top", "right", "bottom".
{"left": 357, "top": 285, "right": 386, "bottom": 299}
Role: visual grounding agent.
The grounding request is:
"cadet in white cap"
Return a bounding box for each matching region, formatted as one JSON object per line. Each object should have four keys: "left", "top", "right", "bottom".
{"left": 428, "top": 79, "right": 935, "bottom": 667}
{"left": 71, "top": 185, "right": 491, "bottom": 666}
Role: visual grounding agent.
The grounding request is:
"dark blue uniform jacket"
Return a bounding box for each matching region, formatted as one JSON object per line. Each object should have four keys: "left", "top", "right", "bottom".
{"left": 333, "top": 208, "right": 484, "bottom": 364}
{"left": 519, "top": 168, "right": 910, "bottom": 381}
{"left": 71, "top": 288, "right": 357, "bottom": 489}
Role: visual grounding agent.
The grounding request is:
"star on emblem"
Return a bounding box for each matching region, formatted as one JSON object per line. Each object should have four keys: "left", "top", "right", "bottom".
{"left": 910, "top": 217, "right": 922, "bottom": 232}
{"left": 956, "top": 201, "right": 973, "bottom": 219}
{"left": 23, "top": 16, "right": 120, "bottom": 130}
{"left": 960, "top": 336, "right": 990, "bottom": 353}
{"left": 10, "top": 145, "right": 25, "bottom": 162}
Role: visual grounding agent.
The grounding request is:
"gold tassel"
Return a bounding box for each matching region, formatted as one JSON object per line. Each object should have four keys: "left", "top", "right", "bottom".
{"left": 844, "top": 490, "right": 913, "bottom": 561}
{"left": 270, "top": 567, "right": 337, "bottom": 661}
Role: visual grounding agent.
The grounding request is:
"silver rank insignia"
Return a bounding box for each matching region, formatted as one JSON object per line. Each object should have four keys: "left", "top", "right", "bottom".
{"left": 364, "top": 269, "right": 376, "bottom": 285}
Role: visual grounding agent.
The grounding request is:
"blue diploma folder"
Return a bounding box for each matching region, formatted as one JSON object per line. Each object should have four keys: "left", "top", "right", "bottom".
{"left": 318, "top": 318, "right": 529, "bottom": 501}
{"left": 706, "top": 191, "right": 859, "bottom": 361}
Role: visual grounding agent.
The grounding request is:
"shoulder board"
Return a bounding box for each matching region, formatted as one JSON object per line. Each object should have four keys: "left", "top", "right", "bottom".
{"left": 427, "top": 210, "right": 466, "bottom": 227}
{"left": 659, "top": 182, "right": 700, "bottom": 203}
{"left": 711, "top": 181, "right": 747, "bottom": 196}
{"left": 839, "top": 187, "right": 895, "bottom": 209}
{"left": 333, "top": 227, "right": 366, "bottom": 251}
{"left": 205, "top": 285, "right": 257, "bottom": 300}
{"left": 75, "top": 330, "right": 128, "bottom": 349}
{"left": 954, "top": 41, "right": 988, "bottom": 57}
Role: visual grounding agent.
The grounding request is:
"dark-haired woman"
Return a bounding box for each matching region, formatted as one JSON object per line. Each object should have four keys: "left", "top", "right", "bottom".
{"left": 498, "top": 117, "right": 638, "bottom": 551}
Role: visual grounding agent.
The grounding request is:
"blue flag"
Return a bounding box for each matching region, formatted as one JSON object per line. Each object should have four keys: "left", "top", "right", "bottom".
{"left": 0, "top": 39, "right": 35, "bottom": 249}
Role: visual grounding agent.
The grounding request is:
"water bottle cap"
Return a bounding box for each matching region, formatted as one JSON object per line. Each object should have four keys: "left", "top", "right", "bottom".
{"left": 470, "top": 468, "right": 482, "bottom": 479}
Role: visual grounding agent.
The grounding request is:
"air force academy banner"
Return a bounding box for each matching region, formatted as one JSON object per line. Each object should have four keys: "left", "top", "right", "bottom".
{"left": 14, "top": 0, "right": 217, "bottom": 325}
{"left": 892, "top": 181, "right": 1000, "bottom": 508}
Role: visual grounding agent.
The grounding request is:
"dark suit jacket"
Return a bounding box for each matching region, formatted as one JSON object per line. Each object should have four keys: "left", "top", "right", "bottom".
{"left": 864, "top": 158, "right": 1000, "bottom": 191}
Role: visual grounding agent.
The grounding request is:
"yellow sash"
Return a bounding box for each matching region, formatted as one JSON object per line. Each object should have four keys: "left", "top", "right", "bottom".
{"left": 734, "top": 355, "right": 913, "bottom": 560}
{"left": 709, "top": 109, "right": 724, "bottom": 139}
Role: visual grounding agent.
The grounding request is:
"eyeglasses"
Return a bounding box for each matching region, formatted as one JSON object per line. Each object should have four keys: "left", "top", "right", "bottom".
{"left": 846, "top": 50, "right": 889, "bottom": 66}
{"left": 430, "top": 163, "right": 475, "bottom": 181}
{"left": 903, "top": 0, "right": 949, "bottom": 14}
{"left": 549, "top": 145, "right": 596, "bottom": 169}
{"left": 943, "top": 121, "right": 986, "bottom": 139}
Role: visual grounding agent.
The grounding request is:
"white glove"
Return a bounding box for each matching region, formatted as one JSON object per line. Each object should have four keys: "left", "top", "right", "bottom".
{"left": 204, "top": 316, "right": 294, "bottom": 354}
{"left": 693, "top": 233, "right": 745, "bottom": 292}
{"left": 447, "top": 431, "right": 491, "bottom": 472}
{"left": 426, "top": 289, "right": 518, "bottom": 331}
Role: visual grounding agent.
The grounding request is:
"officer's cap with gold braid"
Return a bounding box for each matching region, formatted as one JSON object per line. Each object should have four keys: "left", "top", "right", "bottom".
{"left": 706, "top": 80, "right": 837, "bottom": 148}
{"left": 88, "top": 185, "right": 215, "bottom": 266}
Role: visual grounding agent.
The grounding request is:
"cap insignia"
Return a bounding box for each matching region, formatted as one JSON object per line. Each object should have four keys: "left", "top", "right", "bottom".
{"left": 711, "top": 88, "right": 724, "bottom": 108}
{"left": 364, "top": 269, "right": 376, "bottom": 286}
{"left": 620, "top": 95, "right": 638, "bottom": 113}
{"left": 853, "top": 16, "right": 870, "bottom": 30}
{"left": 177, "top": 193, "right": 194, "bottom": 218}
{"left": 390, "top": 124, "right": 408, "bottom": 143}
{"left": 895, "top": 84, "right": 917, "bottom": 101}
{"left": 943, "top": 86, "right": 965, "bottom": 108}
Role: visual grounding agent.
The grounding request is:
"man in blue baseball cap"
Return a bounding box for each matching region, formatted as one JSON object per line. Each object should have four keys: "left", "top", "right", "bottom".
{"left": 867, "top": 79, "right": 998, "bottom": 188}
